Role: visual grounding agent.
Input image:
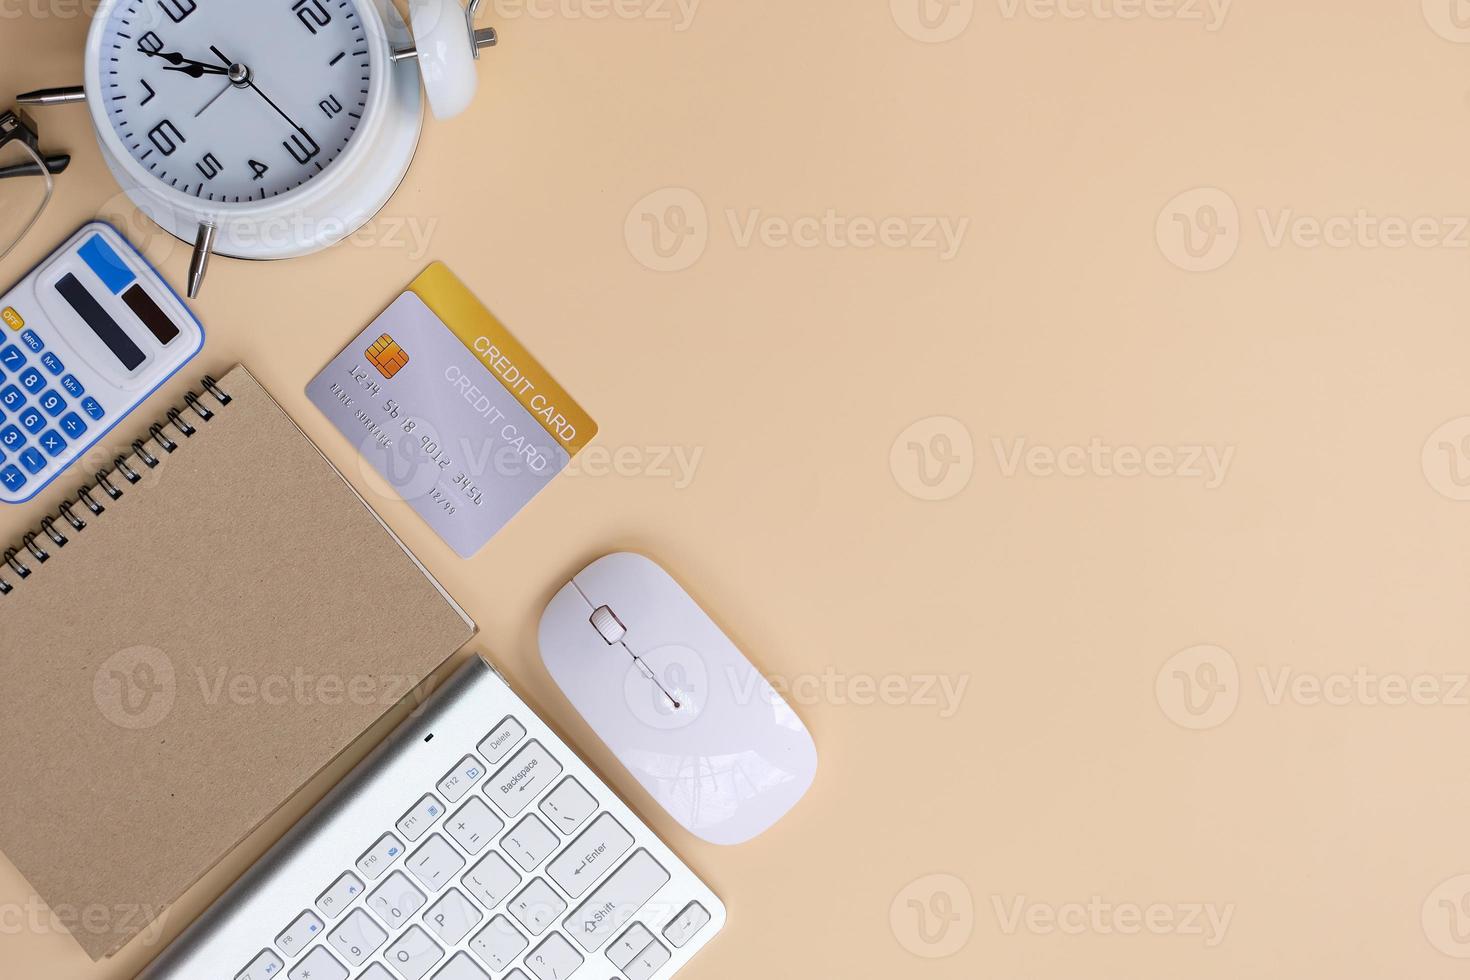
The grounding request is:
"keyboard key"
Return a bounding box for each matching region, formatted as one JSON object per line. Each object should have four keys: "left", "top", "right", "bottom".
{"left": 0, "top": 425, "right": 22, "bottom": 450}
{"left": 80, "top": 395, "right": 105, "bottom": 420}
{"left": 58, "top": 412, "right": 87, "bottom": 439}
{"left": 407, "top": 834, "right": 464, "bottom": 892}
{"left": 608, "top": 923, "right": 657, "bottom": 970}
{"left": 424, "top": 887, "right": 482, "bottom": 945}
{"left": 565, "top": 850, "right": 671, "bottom": 952}
{"left": 662, "top": 900, "right": 712, "bottom": 948}
{"left": 60, "top": 373, "right": 84, "bottom": 398}
{"left": 462, "top": 852, "right": 520, "bottom": 910}
{"left": 396, "top": 794, "right": 444, "bottom": 841}
{"left": 18, "top": 330, "right": 42, "bottom": 353}
{"left": 624, "top": 937, "right": 671, "bottom": 980}
{"left": 487, "top": 741, "right": 561, "bottom": 817}
{"left": 37, "top": 390, "right": 64, "bottom": 417}
{"left": 503, "top": 971, "right": 531, "bottom": 980}
{"left": 0, "top": 385, "right": 23, "bottom": 410}
{"left": 369, "top": 870, "right": 427, "bottom": 926}
{"left": 18, "top": 448, "right": 45, "bottom": 475}
{"left": 357, "top": 832, "right": 405, "bottom": 880}
{"left": 436, "top": 755, "right": 485, "bottom": 804}
{"left": 477, "top": 717, "right": 526, "bottom": 764}
{"left": 327, "top": 908, "right": 388, "bottom": 966}
{"left": 315, "top": 872, "right": 364, "bottom": 919}
{"left": 0, "top": 345, "right": 25, "bottom": 370}
{"left": 508, "top": 878, "right": 566, "bottom": 936}
{"left": 38, "top": 429, "right": 66, "bottom": 458}
{"left": 430, "top": 952, "right": 490, "bottom": 980}
{"left": 468, "top": 915, "right": 527, "bottom": 972}
{"left": 525, "top": 932, "right": 583, "bottom": 980}
{"left": 359, "top": 967, "right": 395, "bottom": 980}
{"left": 274, "top": 910, "right": 323, "bottom": 958}
{"left": 39, "top": 352, "right": 63, "bottom": 375}
{"left": 503, "top": 815, "right": 558, "bottom": 871}
{"left": 18, "top": 368, "right": 44, "bottom": 393}
{"left": 383, "top": 925, "right": 442, "bottom": 980}
{"left": 235, "top": 948, "right": 285, "bottom": 980}
{"left": 539, "top": 778, "right": 597, "bottom": 835}
{"left": 18, "top": 408, "right": 43, "bottom": 434}
{"left": 288, "top": 946, "right": 347, "bottom": 980}
{"left": 547, "top": 814, "right": 634, "bottom": 898}
{"left": 445, "top": 796, "right": 503, "bottom": 855}
{"left": 0, "top": 465, "right": 24, "bottom": 492}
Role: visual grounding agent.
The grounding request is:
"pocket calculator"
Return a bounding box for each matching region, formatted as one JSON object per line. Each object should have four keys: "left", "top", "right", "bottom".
{"left": 0, "top": 222, "right": 203, "bottom": 504}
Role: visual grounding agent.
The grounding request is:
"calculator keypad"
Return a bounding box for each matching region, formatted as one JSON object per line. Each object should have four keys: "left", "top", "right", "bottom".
{"left": 0, "top": 320, "right": 108, "bottom": 498}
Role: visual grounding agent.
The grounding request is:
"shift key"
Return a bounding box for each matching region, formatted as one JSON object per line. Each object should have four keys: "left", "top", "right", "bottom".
{"left": 565, "top": 850, "right": 670, "bottom": 951}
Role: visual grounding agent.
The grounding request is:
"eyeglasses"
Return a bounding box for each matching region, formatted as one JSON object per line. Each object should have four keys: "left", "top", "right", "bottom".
{"left": 0, "top": 108, "right": 71, "bottom": 263}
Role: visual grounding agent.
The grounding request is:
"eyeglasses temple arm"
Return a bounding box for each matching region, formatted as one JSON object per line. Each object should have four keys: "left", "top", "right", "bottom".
{"left": 0, "top": 154, "right": 71, "bottom": 180}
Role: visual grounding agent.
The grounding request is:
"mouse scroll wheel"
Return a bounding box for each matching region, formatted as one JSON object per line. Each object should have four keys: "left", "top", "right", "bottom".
{"left": 590, "top": 605, "right": 627, "bottom": 645}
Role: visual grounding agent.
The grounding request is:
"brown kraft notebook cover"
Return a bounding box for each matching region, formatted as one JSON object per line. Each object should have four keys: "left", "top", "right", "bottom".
{"left": 0, "top": 364, "right": 475, "bottom": 959}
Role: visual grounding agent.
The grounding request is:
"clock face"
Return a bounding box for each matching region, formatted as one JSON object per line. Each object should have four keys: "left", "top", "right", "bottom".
{"left": 97, "top": 0, "right": 373, "bottom": 204}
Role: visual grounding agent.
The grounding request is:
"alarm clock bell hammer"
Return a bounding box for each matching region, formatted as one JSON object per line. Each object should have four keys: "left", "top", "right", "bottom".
{"left": 17, "top": 0, "right": 498, "bottom": 300}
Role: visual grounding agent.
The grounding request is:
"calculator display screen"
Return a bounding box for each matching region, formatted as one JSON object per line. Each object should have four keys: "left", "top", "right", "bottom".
{"left": 54, "top": 273, "right": 145, "bottom": 371}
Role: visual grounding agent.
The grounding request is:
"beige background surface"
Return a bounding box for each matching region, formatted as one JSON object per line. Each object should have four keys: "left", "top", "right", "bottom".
{"left": 4, "top": 0, "right": 1470, "bottom": 977}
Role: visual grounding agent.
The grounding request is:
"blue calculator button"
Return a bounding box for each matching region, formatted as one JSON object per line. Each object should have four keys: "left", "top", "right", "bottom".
{"left": 0, "top": 345, "right": 25, "bottom": 371}
{"left": 38, "top": 390, "right": 65, "bottom": 417}
{"left": 18, "top": 368, "right": 44, "bottom": 394}
{"left": 58, "top": 412, "right": 87, "bottom": 439}
{"left": 80, "top": 396, "right": 105, "bottom": 421}
{"left": 0, "top": 386, "right": 21, "bottom": 410}
{"left": 37, "top": 430, "right": 66, "bottom": 458}
{"left": 0, "top": 465, "right": 25, "bottom": 492}
{"left": 40, "top": 352, "right": 64, "bottom": 376}
{"left": 60, "top": 374, "right": 85, "bottom": 398}
{"left": 18, "top": 408, "right": 44, "bottom": 434}
{"left": 18, "top": 448, "right": 45, "bottom": 475}
{"left": 18, "top": 330, "right": 43, "bottom": 353}
{"left": 0, "top": 425, "right": 23, "bottom": 451}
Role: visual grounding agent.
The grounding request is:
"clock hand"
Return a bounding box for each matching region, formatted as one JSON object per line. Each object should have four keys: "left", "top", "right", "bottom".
{"left": 210, "top": 45, "right": 308, "bottom": 135}
{"left": 163, "top": 61, "right": 231, "bottom": 79}
{"left": 142, "top": 49, "right": 226, "bottom": 75}
{"left": 195, "top": 80, "right": 233, "bottom": 117}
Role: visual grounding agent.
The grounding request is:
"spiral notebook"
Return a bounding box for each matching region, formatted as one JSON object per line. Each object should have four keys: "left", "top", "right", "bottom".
{"left": 0, "top": 364, "right": 476, "bottom": 960}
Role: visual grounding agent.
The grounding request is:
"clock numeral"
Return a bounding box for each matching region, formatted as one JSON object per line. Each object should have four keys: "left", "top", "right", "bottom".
{"left": 249, "top": 159, "right": 270, "bottom": 181}
{"left": 140, "top": 79, "right": 157, "bottom": 106}
{"left": 292, "top": 0, "right": 332, "bottom": 35}
{"left": 137, "top": 31, "right": 165, "bottom": 55}
{"left": 156, "top": 0, "right": 197, "bottom": 23}
{"left": 283, "top": 129, "right": 321, "bottom": 165}
{"left": 147, "top": 119, "right": 185, "bottom": 157}
{"left": 319, "top": 94, "right": 343, "bottom": 119}
{"left": 195, "top": 152, "right": 223, "bottom": 180}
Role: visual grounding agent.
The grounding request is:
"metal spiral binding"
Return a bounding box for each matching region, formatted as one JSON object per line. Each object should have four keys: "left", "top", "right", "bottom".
{"left": 0, "top": 374, "right": 232, "bottom": 596}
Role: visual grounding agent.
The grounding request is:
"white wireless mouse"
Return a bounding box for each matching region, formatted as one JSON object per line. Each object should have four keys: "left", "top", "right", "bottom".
{"left": 538, "top": 553, "right": 818, "bottom": 846}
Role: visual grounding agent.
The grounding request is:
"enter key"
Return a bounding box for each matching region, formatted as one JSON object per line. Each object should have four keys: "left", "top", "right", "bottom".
{"left": 547, "top": 813, "right": 634, "bottom": 899}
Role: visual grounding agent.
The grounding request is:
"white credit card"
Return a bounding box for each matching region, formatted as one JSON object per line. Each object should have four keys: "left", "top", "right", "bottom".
{"left": 307, "top": 263, "right": 596, "bottom": 557}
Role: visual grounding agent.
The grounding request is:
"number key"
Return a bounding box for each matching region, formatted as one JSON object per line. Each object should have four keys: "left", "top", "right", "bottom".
{"left": 38, "top": 390, "right": 64, "bottom": 417}
{"left": 326, "top": 908, "right": 387, "bottom": 966}
{"left": 18, "top": 408, "right": 44, "bottom": 434}
{"left": 0, "top": 346, "right": 24, "bottom": 370}
{"left": 1, "top": 386, "right": 23, "bottom": 410}
{"left": 18, "top": 368, "right": 44, "bottom": 393}
{"left": 0, "top": 425, "right": 24, "bottom": 450}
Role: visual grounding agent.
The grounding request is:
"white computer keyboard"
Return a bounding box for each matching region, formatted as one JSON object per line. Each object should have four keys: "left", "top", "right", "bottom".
{"left": 140, "top": 657, "right": 724, "bottom": 980}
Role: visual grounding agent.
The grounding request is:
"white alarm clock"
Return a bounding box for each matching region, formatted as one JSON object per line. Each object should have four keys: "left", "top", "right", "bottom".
{"left": 20, "top": 0, "right": 495, "bottom": 296}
